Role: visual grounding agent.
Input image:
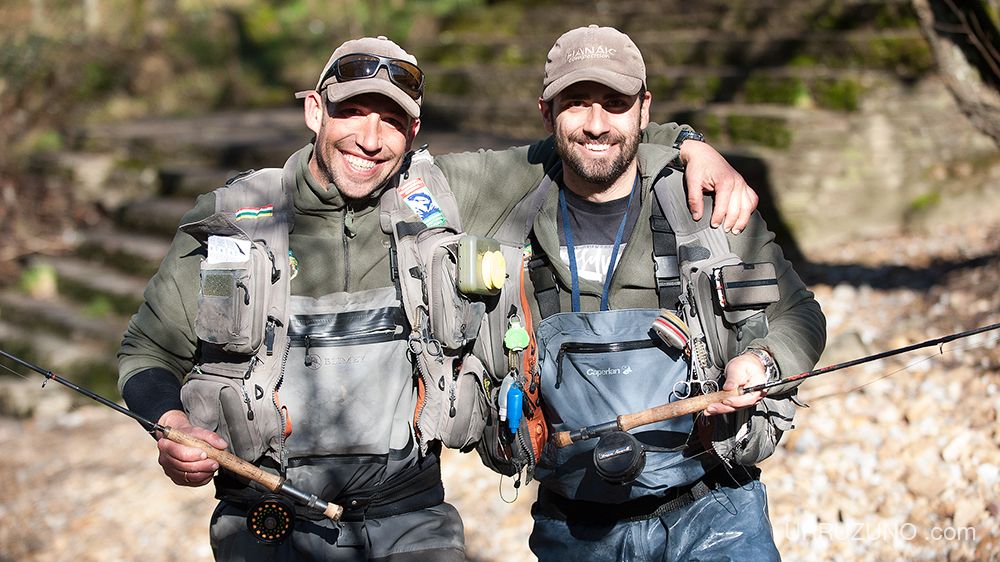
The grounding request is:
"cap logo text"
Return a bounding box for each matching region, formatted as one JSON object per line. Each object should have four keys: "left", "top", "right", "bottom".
{"left": 566, "top": 45, "right": 617, "bottom": 63}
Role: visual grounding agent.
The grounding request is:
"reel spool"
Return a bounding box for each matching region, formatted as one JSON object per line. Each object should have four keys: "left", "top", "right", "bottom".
{"left": 651, "top": 309, "right": 689, "bottom": 351}
{"left": 593, "top": 431, "right": 646, "bottom": 485}
{"left": 246, "top": 495, "right": 295, "bottom": 544}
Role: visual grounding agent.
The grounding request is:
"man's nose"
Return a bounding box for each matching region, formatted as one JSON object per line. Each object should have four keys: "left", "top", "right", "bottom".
{"left": 583, "top": 104, "right": 610, "bottom": 138}
{"left": 356, "top": 113, "right": 383, "bottom": 153}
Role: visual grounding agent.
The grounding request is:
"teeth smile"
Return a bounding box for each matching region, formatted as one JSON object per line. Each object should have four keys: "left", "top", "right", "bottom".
{"left": 585, "top": 143, "right": 611, "bottom": 152}
{"left": 344, "top": 153, "right": 377, "bottom": 172}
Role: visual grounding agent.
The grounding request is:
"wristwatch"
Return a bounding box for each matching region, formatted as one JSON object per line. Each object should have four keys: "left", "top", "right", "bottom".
{"left": 672, "top": 128, "right": 705, "bottom": 151}
{"left": 744, "top": 347, "right": 780, "bottom": 383}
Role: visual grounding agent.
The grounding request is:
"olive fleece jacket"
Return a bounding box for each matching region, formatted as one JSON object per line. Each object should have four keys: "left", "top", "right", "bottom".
{"left": 117, "top": 122, "right": 691, "bottom": 416}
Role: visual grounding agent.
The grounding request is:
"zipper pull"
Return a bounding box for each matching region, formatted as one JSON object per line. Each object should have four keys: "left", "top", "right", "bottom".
{"left": 240, "top": 380, "right": 254, "bottom": 421}
{"left": 267, "top": 247, "right": 281, "bottom": 283}
{"left": 449, "top": 370, "right": 459, "bottom": 417}
{"left": 304, "top": 335, "right": 313, "bottom": 367}
{"left": 264, "top": 316, "right": 282, "bottom": 356}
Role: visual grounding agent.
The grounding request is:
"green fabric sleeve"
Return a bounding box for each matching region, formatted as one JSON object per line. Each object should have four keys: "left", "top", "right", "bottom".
{"left": 435, "top": 140, "right": 556, "bottom": 238}
{"left": 728, "top": 216, "right": 827, "bottom": 380}
{"left": 641, "top": 122, "right": 689, "bottom": 148}
{"left": 117, "top": 192, "right": 216, "bottom": 393}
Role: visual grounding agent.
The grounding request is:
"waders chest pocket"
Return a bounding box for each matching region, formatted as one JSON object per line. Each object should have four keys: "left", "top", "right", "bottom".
{"left": 195, "top": 243, "right": 277, "bottom": 355}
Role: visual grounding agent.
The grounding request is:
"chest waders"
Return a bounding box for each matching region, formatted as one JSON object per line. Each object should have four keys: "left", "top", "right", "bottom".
{"left": 476, "top": 165, "right": 782, "bottom": 502}
{"left": 177, "top": 149, "right": 490, "bottom": 543}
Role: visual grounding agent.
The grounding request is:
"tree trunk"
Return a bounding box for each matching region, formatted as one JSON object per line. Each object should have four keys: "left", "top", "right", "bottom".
{"left": 913, "top": 0, "right": 1000, "bottom": 146}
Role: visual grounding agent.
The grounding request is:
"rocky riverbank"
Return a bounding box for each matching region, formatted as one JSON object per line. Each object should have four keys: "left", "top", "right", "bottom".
{"left": 1, "top": 220, "right": 997, "bottom": 562}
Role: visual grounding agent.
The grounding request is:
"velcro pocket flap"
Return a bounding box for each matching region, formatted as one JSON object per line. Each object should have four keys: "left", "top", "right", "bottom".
{"left": 195, "top": 241, "right": 275, "bottom": 355}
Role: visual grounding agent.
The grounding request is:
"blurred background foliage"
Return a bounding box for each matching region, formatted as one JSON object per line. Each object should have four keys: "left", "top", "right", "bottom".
{"left": 3, "top": 0, "right": 998, "bottom": 171}
{"left": 0, "top": 0, "right": 498, "bottom": 170}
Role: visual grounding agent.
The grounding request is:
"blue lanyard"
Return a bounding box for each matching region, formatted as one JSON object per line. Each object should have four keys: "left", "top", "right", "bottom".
{"left": 559, "top": 172, "right": 640, "bottom": 312}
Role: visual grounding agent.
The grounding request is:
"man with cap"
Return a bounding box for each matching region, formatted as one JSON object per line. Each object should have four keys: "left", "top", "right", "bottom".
{"left": 439, "top": 25, "right": 824, "bottom": 560}
{"left": 117, "top": 33, "right": 762, "bottom": 560}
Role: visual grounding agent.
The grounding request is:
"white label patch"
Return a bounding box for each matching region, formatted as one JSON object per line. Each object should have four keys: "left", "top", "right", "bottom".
{"left": 207, "top": 235, "right": 251, "bottom": 264}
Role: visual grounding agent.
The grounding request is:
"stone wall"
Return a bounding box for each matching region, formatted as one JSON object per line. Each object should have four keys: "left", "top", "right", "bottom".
{"left": 410, "top": 0, "right": 1000, "bottom": 257}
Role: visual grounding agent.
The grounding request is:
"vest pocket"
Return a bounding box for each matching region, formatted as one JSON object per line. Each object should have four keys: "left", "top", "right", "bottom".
{"left": 195, "top": 244, "right": 275, "bottom": 355}
{"left": 417, "top": 354, "right": 488, "bottom": 452}
{"left": 426, "top": 238, "right": 486, "bottom": 351}
{"left": 181, "top": 364, "right": 267, "bottom": 462}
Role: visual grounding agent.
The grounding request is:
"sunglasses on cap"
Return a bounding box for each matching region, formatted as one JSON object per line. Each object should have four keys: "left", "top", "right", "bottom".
{"left": 319, "top": 53, "right": 424, "bottom": 100}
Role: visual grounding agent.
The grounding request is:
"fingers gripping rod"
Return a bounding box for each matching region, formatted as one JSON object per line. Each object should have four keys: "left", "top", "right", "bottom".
{"left": 0, "top": 349, "right": 343, "bottom": 521}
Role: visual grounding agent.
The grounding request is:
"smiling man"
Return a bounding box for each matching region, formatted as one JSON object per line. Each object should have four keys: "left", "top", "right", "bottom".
{"left": 497, "top": 25, "right": 828, "bottom": 561}
{"left": 116, "top": 34, "right": 767, "bottom": 561}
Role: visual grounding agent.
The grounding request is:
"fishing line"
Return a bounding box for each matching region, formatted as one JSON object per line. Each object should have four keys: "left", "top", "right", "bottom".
{"left": 809, "top": 332, "right": 1000, "bottom": 401}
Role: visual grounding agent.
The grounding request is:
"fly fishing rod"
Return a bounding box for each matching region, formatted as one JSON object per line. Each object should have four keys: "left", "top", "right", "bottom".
{"left": 553, "top": 322, "right": 1000, "bottom": 448}
{"left": 0, "top": 349, "right": 343, "bottom": 522}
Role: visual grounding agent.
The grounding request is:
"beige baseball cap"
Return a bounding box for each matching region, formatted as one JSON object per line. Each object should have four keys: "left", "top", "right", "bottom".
{"left": 541, "top": 25, "right": 646, "bottom": 101}
{"left": 296, "top": 36, "right": 422, "bottom": 118}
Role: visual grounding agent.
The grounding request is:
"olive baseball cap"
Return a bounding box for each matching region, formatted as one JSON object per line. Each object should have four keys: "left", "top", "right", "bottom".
{"left": 541, "top": 25, "right": 646, "bottom": 101}
{"left": 296, "top": 36, "right": 422, "bottom": 118}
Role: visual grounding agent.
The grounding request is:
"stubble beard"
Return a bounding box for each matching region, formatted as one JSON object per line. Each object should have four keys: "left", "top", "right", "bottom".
{"left": 556, "top": 127, "right": 641, "bottom": 187}
{"left": 312, "top": 132, "right": 403, "bottom": 201}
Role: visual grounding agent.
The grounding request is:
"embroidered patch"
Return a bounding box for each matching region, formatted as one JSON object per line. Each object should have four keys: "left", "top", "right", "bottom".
{"left": 234, "top": 204, "right": 274, "bottom": 221}
{"left": 398, "top": 178, "right": 446, "bottom": 227}
{"left": 288, "top": 250, "right": 299, "bottom": 280}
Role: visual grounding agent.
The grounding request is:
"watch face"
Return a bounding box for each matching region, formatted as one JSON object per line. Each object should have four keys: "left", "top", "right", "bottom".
{"left": 682, "top": 130, "right": 705, "bottom": 143}
{"left": 674, "top": 130, "right": 705, "bottom": 150}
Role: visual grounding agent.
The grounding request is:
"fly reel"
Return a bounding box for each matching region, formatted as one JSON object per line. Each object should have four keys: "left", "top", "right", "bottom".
{"left": 246, "top": 495, "right": 295, "bottom": 544}
{"left": 593, "top": 431, "right": 646, "bottom": 485}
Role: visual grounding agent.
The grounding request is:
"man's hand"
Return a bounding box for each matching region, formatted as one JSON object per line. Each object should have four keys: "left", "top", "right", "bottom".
{"left": 703, "top": 352, "right": 769, "bottom": 416}
{"left": 680, "top": 140, "right": 759, "bottom": 235}
{"left": 155, "top": 409, "right": 227, "bottom": 487}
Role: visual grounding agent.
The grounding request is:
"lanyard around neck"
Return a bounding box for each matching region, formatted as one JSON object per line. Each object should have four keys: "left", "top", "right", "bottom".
{"left": 559, "top": 172, "right": 641, "bottom": 312}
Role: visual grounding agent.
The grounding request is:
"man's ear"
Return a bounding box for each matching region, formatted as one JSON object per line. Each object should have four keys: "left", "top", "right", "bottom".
{"left": 303, "top": 91, "right": 325, "bottom": 135}
{"left": 538, "top": 97, "right": 555, "bottom": 134}
{"left": 406, "top": 117, "right": 421, "bottom": 151}
{"left": 640, "top": 90, "right": 652, "bottom": 130}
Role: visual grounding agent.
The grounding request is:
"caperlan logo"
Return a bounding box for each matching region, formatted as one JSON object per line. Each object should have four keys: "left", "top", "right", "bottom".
{"left": 586, "top": 365, "right": 633, "bottom": 376}
{"left": 566, "top": 46, "right": 617, "bottom": 63}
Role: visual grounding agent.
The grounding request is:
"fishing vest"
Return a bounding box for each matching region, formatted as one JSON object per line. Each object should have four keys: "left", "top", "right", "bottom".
{"left": 476, "top": 165, "right": 788, "bottom": 494}
{"left": 177, "top": 148, "right": 488, "bottom": 501}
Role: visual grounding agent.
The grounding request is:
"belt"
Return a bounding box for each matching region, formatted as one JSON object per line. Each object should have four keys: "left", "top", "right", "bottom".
{"left": 537, "top": 465, "right": 760, "bottom": 523}
{"left": 218, "top": 461, "right": 445, "bottom": 522}
{"left": 336, "top": 461, "right": 445, "bottom": 522}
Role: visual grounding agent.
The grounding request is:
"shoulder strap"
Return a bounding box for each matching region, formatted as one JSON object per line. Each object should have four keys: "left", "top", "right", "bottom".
{"left": 384, "top": 147, "right": 462, "bottom": 231}
{"left": 652, "top": 168, "right": 734, "bottom": 383}
{"left": 648, "top": 187, "right": 681, "bottom": 310}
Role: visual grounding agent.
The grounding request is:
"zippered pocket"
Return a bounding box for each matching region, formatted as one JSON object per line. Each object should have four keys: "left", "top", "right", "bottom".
{"left": 555, "top": 339, "right": 658, "bottom": 388}
{"left": 280, "top": 333, "right": 412, "bottom": 457}
{"left": 287, "top": 307, "right": 407, "bottom": 367}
